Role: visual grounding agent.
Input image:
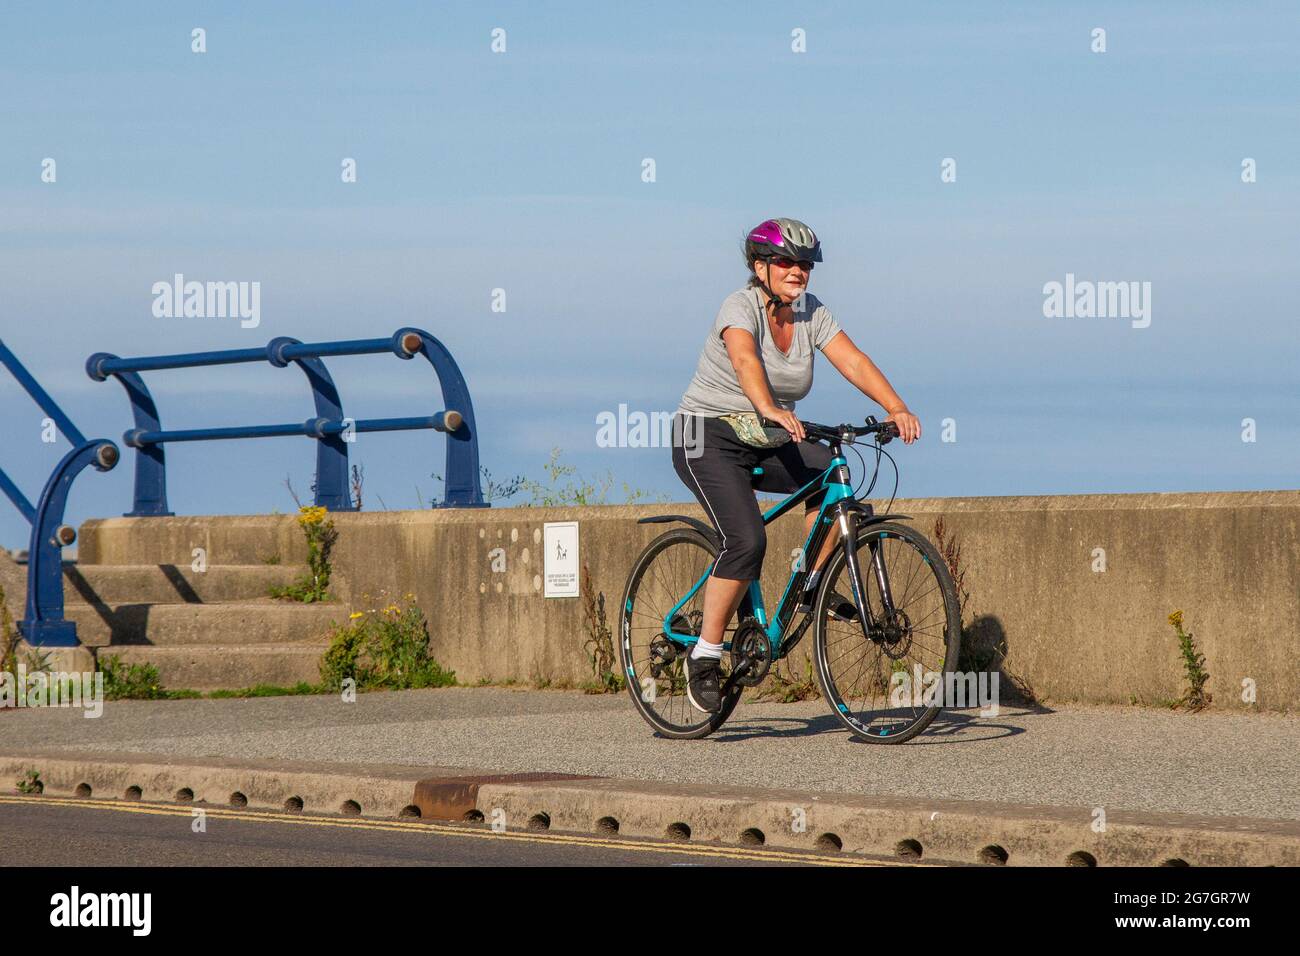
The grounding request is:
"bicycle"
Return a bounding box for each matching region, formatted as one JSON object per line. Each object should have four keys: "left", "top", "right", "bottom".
{"left": 618, "top": 415, "right": 961, "bottom": 743}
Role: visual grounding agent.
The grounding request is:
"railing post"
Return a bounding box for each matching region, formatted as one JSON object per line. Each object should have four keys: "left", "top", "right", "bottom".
{"left": 87, "top": 353, "right": 172, "bottom": 516}
{"left": 393, "top": 327, "right": 487, "bottom": 508}
{"left": 266, "top": 337, "right": 354, "bottom": 511}
{"left": 4, "top": 338, "right": 119, "bottom": 647}
{"left": 19, "top": 440, "right": 119, "bottom": 647}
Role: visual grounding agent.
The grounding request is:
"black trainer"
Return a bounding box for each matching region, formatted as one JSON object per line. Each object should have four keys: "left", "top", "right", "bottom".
{"left": 683, "top": 651, "right": 723, "bottom": 713}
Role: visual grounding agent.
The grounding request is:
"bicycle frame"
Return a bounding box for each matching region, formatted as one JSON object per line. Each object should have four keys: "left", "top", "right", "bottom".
{"left": 659, "top": 442, "right": 899, "bottom": 656}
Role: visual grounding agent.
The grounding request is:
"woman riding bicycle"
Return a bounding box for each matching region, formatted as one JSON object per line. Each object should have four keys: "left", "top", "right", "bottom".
{"left": 672, "top": 217, "right": 921, "bottom": 714}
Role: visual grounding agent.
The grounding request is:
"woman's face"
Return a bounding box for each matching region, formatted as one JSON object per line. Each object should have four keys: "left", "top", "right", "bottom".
{"left": 756, "top": 257, "right": 812, "bottom": 304}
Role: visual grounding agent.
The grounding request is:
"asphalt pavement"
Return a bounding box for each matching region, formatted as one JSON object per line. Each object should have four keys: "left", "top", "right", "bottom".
{"left": 2, "top": 687, "right": 1295, "bottom": 821}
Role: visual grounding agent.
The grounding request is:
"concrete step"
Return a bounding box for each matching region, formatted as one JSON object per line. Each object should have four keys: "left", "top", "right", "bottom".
{"left": 63, "top": 563, "right": 308, "bottom": 605}
{"left": 64, "top": 601, "right": 347, "bottom": 648}
{"left": 96, "top": 644, "right": 327, "bottom": 691}
{"left": 78, "top": 515, "right": 309, "bottom": 567}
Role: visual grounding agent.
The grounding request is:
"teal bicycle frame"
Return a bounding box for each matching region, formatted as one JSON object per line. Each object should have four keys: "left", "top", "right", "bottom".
{"left": 660, "top": 452, "right": 860, "bottom": 656}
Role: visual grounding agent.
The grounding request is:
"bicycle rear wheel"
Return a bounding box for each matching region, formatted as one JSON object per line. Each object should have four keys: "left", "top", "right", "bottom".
{"left": 813, "top": 521, "right": 961, "bottom": 744}
{"left": 619, "top": 527, "right": 742, "bottom": 739}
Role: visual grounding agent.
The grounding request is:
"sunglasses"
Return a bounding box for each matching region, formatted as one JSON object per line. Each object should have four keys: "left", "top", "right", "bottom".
{"left": 769, "top": 256, "right": 814, "bottom": 272}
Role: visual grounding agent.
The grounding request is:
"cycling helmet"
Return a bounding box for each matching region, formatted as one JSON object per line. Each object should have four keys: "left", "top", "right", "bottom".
{"left": 744, "top": 217, "right": 822, "bottom": 265}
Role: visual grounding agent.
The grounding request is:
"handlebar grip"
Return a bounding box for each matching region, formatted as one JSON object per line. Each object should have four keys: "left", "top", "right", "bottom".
{"left": 760, "top": 415, "right": 899, "bottom": 443}
{"left": 877, "top": 420, "right": 900, "bottom": 444}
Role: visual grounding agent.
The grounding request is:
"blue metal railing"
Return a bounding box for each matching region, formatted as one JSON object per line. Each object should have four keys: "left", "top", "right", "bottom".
{"left": 0, "top": 339, "right": 119, "bottom": 647}
{"left": 87, "top": 327, "right": 486, "bottom": 516}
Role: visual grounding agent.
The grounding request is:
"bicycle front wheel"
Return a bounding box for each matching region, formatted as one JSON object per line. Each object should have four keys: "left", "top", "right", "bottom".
{"left": 813, "top": 521, "right": 961, "bottom": 744}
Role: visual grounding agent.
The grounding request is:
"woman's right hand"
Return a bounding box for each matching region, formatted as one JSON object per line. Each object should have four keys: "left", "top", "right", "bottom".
{"left": 760, "top": 406, "right": 806, "bottom": 443}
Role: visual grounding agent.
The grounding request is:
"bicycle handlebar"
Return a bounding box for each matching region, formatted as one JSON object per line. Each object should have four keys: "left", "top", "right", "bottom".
{"left": 759, "top": 415, "right": 900, "bottom": 445}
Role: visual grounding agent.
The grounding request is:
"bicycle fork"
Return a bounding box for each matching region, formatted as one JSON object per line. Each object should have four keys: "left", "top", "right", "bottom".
{"left": 836, "top": 503, "right": 899, "bottom": 645}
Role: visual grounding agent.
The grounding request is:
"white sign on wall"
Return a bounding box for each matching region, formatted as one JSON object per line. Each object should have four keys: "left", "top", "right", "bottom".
{"left": 543, "top": 521, "right": 579, "bottom": 598}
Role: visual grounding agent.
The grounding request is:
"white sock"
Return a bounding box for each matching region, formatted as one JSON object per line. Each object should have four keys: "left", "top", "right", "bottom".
{"left": 691, "top": 640, "right": 723, "bottom": 661}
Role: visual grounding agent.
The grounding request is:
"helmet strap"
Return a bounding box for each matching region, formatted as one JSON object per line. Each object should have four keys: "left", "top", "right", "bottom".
{"left": 756, "top": 258, "right": 783, "bottom": 312}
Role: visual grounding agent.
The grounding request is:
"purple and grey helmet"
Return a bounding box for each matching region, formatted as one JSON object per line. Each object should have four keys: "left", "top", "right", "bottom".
{"left": 744, "top": 217, "right": 822, "bottom": 264}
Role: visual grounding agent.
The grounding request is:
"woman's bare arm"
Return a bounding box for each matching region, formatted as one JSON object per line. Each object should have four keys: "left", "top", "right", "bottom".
{"left": 721, "top": 327, "right": 806, "bottom": 442}
{"left": 821, "top": 330, "right": 921, "bottom": 443}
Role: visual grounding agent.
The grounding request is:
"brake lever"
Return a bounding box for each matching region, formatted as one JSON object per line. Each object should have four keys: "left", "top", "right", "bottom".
{"left": 865, "top": 415, "right": 898, "bottom": 445}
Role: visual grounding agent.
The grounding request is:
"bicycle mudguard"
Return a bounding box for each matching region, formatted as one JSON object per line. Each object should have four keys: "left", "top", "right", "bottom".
{"left": 839, "top": 500, "right": 912, "bottom": 526}
{"left": 862, "top": 512, "right": 912, "bottom": 526}
{"left": 636, "top": 514, "right": 721, "bottom": 550}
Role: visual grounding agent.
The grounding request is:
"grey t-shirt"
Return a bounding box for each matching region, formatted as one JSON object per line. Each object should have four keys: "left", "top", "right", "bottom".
{"left": 676, "top": 288, "right": 843, "bottom": 417}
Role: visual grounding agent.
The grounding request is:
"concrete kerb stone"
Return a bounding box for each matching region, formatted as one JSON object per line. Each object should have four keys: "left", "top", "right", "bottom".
{"left": 0, "top": 751, "right": 461, "bottom": 819}
{"left": 474, "top": 779, "right": 1300, "bottom": 866}
{"left": 5, "top": 750, "right": 1298, "bottom": 866}
{"left": 411, "top": 771, "right": 601, "bottom": 822}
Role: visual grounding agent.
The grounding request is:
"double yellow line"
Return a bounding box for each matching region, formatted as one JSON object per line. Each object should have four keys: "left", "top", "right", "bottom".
{"left": 0, "top": 794, "right": 902, "bottom": 866}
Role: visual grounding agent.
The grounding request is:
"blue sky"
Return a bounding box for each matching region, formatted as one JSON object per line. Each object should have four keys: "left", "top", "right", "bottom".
{"left": 1, "top": 1, "right": 1297, "bottom": 547}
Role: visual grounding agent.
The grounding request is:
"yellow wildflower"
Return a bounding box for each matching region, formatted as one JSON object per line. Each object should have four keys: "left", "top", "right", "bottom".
{"left": 297, "top": 506, "right": 328, "bottom": 527}
{"left": 1168, "top": 610, "right": 1184, "bottom": 629}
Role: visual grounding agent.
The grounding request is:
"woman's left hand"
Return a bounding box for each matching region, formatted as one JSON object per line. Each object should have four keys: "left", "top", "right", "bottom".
{"left": 885, "top": 409, "right": 921, "bottom": 444}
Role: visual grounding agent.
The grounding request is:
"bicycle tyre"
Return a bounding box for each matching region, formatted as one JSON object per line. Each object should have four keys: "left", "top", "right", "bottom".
{"left": 812, "top": 521, "right": 962, "bottom": 744}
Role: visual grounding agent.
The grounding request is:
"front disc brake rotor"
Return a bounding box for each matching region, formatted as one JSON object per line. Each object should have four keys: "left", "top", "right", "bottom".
{"left": 878, "top": 608, "right": 914, "bottom": 660}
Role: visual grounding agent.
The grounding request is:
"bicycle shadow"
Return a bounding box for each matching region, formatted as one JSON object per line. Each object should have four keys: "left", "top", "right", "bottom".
{"left": 684, "top": 689, "right": 1056, "bottom": 745}
{"left": 709, "top": 708, "right": 1029, "bottom": 745}
{"left": 869, "top": 708, "right": 1026, "bottom": 745}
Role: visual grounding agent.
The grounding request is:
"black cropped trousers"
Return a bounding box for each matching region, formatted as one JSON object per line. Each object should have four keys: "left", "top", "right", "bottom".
{"left": 671, "top": 412, "right": 834, "bottom": 581}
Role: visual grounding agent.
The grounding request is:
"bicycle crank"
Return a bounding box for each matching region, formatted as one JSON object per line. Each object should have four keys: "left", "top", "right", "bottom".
{"left": 727, "top": 621, "right": 772, "bottom": 688}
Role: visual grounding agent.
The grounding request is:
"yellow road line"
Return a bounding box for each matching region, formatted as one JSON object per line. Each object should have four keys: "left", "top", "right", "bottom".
{"left": 0, "top": 794, "right": 909, "bottom": 866}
